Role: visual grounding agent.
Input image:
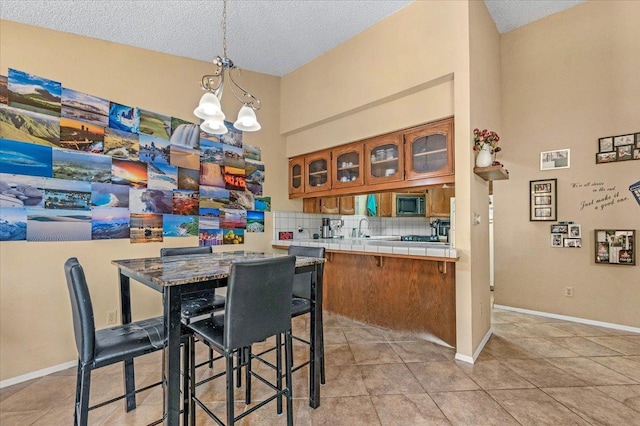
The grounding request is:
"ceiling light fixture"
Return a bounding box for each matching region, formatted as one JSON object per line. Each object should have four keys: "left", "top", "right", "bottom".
{"left": 194, "top": 0, "right": 261, "bottom": 135}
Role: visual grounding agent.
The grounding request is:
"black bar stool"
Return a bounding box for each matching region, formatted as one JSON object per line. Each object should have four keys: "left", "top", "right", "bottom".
{"left": 185, "top": 256, "right": 296, "bottom": 425}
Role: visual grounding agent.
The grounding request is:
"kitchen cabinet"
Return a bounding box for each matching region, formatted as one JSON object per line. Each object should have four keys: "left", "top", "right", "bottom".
{"left": 303, "top": 196, "right": 355, "bottom": 215}
{"left": 288, "top": 157, "right": 304, "bottom": 195}
{"left": 304, "top": 150, "right": 331, "bottom": 193}
{"left": 332, "top": 145, "right": 364, "bottom": 189}
{"left": 403, "top": 118, "right": 454, "bottom": 181}
{"left": 364, "top": 133, "right": 404, "bottom": 185}
{"left": 376, "top": 192, "right": 393, "bottom": 217}
{"left": 426, "top": 187, "right": 454, "bottom": 217}
{"left": 338, "top": 196, "right": 355, "bottom": 215}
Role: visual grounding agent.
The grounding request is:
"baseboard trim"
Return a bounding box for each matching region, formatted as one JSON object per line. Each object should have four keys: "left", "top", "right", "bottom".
{"left": 455, "top": 327, "right": 493, "bottom": 364}
{"left": 494, "top": 304, "right": 640, "bottom": 334}
{"left": 0, "top": 360, "right": 76, "bottom": 389}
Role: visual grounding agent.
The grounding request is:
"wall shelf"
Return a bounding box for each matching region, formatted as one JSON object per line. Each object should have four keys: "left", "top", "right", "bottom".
{"left": 474, "top": 165, "right": 509, "bottom": 181}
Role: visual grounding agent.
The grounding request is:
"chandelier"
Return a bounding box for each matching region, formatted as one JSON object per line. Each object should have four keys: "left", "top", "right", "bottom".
{"left": 194, "top": 0, "right": 261, "bottom": 135}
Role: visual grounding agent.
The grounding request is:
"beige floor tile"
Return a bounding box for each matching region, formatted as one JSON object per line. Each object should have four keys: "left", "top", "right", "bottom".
{"left": 589, "top": 356, "right": 640, "bottom": 381}
{"left": 295, "top": 395, "right": 382, "bottom": 426}
{"left": 390, "top": 341, "right": 453, "bottom": 363}
{"left": 584, "top": 336, "right": 640, "bottom": 355}
{"left": 546, "top": 357, "right": 639, "bottom": 385}
{"left": 510, "top": 337, "right": 580, "bottom": 358}
{"left": 350, "top": 343, "right": 403, "bottom": 365}
{"left": 546, "top": 321, "right": 616, "bottom": 336}
{"left": 0, "top": 375, "right": 76, "bottom": 412}
{"left": 512, "top": 323, "right": 575, "bottom": 338}
{"left": 320, "top": 364, "right": 368, "bottom": 398}
{"left": 501, "top": 359, "right": 587, "bottom": 388}
{"left": 407, "top": 362, "right": 479, "bottom": 392}
{"left": 488, "top": 388, "right": 590, "bottom": 425}
{"left": 0, "top": 410, "right": 49, "bottom": 426}
{"left": 546, "top": 336, "right": 623, "bottom": 356}
{"left": 381, "top": 328, "right": 422, "bottom": 342}
{"left": 100, "top": 403, "right": 165, "bottom": 426}
{"left": 371, "top": 393, "right": 450, "bottom": 425}
{"left": 323, "top": 327, "right": 347, "bottom": 345}
{"left": 430, "top": 390, "right": 519, "bottom": 425}
{"left": 593, "top": 384, "right": 640, "bottom": 411}
{"left": 492, "top": 323, "right": 527, "bottom": 339}
{"left": 483, "top": 335, "right": 536, "bottom": 359}
{"left": 543, "top": 386, "right": 640, "bottom": 425}
{"left": 359, "top": 363, "right": 424, "bottom": 395}
{"left": 455, "top": 359, "right": 536, "bottom": 390}
{"left": 0, "top": 380, "right": 31, "bottom": 403}
{"left": 324, "top": 344, "right": 355, "bottom": 366}
{"left": 343, "top": 327, "right": 387, "bottom": 344}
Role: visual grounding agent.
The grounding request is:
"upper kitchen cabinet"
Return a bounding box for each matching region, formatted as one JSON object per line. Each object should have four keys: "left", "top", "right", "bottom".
{"left": 288, "top": 157, "right": 304, "bottom": 195}
{"left": 332, "top": 144, "right": 364, "bottom": 189}
{"left": 364, "top": 133, "right": 404, "bottom": 186}
{"left": 403, "top": 118, "right": 454, "bottom": 181}
{"left": 305, "top": 150, "right": 332, "bottom": 193}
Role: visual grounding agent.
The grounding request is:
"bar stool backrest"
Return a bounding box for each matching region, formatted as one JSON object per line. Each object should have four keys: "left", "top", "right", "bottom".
{"left": 64, "top": 257, "right": 95, "bottom": 365}
{"left": 224, "top": 256, "right": 296, "bottom": 350}
{"left": 160, "top": 246, "right": 212, "bottom": 256}
{"left": 287, "top": 246, "right": 325, "bottom": 299}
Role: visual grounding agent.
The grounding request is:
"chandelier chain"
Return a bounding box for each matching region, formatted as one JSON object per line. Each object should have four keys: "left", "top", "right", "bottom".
{"left": 222, "top": 0, "right": 227, "bottom": 59}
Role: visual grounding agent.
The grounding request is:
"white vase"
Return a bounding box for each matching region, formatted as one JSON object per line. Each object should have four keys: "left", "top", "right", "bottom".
{"left": 476, "top": 145, "right": 493, "bottom": 167}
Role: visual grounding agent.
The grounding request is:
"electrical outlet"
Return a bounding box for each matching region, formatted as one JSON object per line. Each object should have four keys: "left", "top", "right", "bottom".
{"left": 106, "top": 310, "right": 118, "bottom": 325}
{"left": 564, "top": 287, "right": 573, "bottom": 297}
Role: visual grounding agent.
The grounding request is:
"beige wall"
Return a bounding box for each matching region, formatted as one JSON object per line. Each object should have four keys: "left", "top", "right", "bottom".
{"left": 0, "top": 20, "right": 291, "bottom": 381}
{"left": 495, "top": 1, "right": 640, "bottom": 327}
{"left": 280, "top": 1, "right": 494, "bottom": 359}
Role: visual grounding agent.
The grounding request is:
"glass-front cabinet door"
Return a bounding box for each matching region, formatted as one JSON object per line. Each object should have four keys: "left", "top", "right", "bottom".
{"left": 304, "top": 150, "right": 331, "bottom": 193}
{"left": 288, "top": 157, "right": 304, "bottom": 196}
{"left": 403, "top": 118, "right": 454, "bottom": 181}
{"left": 364, "top": 134, "right": 403, "bottom": 185}
{"left": 332, "top": 144, "right": 363, "bottom": 188}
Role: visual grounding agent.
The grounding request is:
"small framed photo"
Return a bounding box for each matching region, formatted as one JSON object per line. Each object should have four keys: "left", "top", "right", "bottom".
{"left": 596, "top": 151, "right": 617, "bottom": 164}
{"left": 617, "top": 144, "right": 633, "bottom": 161}
{"left": 551, "top": 234, "right": 563, "bottom": 247}
{"left": 540, "top": 149, "right": 570, "bottom": 170}
{"left": 614, "top": 134, "right": 634, "bottom": 147}
{"left": 568, "top": 224, "right": 581, "bottom": 238}
{"left": 564, "top": 238, "right": 582, "bottom": 248}
{"left": 551, "top": 224, "right": 568, "bottom": 234}
{"left": 599, "top": 137, "right": 613, "bottom": 152}
{"left": 530, "top": 178, "right": 557, "bottom": 221}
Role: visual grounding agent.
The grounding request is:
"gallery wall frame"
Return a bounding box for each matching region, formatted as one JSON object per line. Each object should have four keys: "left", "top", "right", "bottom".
{"left": 530, "top": 178, "right": 557, "bottom": 221}
{"left": 594, "top": 229, "right": 635, "bottom": 265}
{"left": 596, "top": 132, "right": 640, "bottom": 164}
{"left": 540, "top": 149, "right": 570, "bottom": 170}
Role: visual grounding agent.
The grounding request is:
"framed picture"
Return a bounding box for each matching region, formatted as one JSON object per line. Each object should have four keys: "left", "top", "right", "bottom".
{"left": 569, "top": 224, "right": 581, "bottom": 238}
{"left": 551, "top": 224, "right": 568, "bottom": 234}
{"left": 540, "top": 149, "right": 570, "bottom": 170}
{"left": 596, "top": 151, "right": 617, "bottom": 164}
{"left": 564, "top": 238, "right": 582, "bottom": 248}
{"left": 594, "top": 229, "right": 635, "bottom": 265}
{"left": 599, "top": 137, "right": 613, "bottom": 152}
{"left": 613, "top": 134, "right": 634, "bottom": 147}
{"left": 530, "top": 178, "right": 557, "bottom": 221}
{"left": 617, "top": 144, "right": 633, "bottom": 161}
{"left": 551, "top": 233, "right": 564, "bottom": 247}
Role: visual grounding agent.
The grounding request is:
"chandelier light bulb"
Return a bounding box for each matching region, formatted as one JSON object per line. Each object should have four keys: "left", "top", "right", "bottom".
{"left": 233, "top": 105, "right": 261, "bottom": 132}
{"left": 200, "top": 119, "right": 228, "bottom": 135}
{"left": 194, "top": 92, "right": 224, "bottom": 120}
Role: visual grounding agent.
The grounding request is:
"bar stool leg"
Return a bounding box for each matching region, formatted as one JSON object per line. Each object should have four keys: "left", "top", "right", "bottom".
{"left": 226, "top": 354, "right": 235, "bottom": 426}
{"left": 276, "top": 333, "right": 283, "bottom": 414}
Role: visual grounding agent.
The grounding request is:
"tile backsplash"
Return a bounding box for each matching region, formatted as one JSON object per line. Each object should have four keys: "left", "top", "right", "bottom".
{"left": 273, "top": 211, "right": 433, "bottom": 240}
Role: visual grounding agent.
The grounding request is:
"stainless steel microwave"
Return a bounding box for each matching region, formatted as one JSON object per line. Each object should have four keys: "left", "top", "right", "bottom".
{"left": 394, "top": 194, "right": 426, "bottom": 217}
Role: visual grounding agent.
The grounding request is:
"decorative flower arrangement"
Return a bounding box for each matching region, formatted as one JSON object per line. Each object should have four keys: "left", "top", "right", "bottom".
{"left": 473, "top": 128, "right": 501, "bottom": 153}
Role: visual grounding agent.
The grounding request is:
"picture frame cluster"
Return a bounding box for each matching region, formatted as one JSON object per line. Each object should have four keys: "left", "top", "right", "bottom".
{"left": 596, "top": 132, "right": 640, "bottom": 164}
{"left": 529, "top": 178, "right": 557, "bottom": 221}
{"left": 550, "top": 221, "right": 582, "bottom": 248}
{"left": 595, "top": 229, "right": 635, "bottom": 265}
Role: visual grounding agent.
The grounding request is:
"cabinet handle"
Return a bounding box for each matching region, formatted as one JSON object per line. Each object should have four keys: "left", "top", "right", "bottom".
{"left": 438, "top": 261, "right": 447, "bottom": 274}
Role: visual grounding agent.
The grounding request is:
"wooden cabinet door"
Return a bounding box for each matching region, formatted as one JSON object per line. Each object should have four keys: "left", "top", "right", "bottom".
{"left": 404, "top": 118, "right": 454, "bottom": 181}
{"left": 319, "top": 197, "right": 340, "bottom": 214}
{"left": 304, "top": 150, "right": 331, "bottom": 193}
{"left": 427, "top": 187, "right": 455, "bottom": 217}
{"left": 332, "top": 144, "right": 364, "bottom": 189}
{"left": 339, "top": 196, "right": 355, "bottom": 215}
{"left": 303, "top": 198, "right": 320, "bottom": 213}
{"left": 364, "top": 133, "right": 404, "bottom": 185}
{"left": 288, "top": 157, "right": 304, "bottom": 196}
{"left": 376, "top": 193, "right": 393, "bottom": 217}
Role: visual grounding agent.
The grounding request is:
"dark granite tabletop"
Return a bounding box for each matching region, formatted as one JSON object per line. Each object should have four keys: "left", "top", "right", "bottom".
{"left": 112, "top": 250, "right": 324, "bottom": 287}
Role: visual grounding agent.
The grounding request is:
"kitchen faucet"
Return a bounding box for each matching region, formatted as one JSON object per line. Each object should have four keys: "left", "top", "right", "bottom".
{"left": 358, "top": 217, "right": 369, "bottom": 238}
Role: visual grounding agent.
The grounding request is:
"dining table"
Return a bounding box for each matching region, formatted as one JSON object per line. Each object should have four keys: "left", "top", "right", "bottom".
{"left": 111, "top": 250, "right": 325, "bottom": 425}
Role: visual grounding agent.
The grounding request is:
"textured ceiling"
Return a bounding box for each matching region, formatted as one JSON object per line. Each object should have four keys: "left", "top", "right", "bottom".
{"left": 0, "top": 0, "right": 585, "bottom": 77}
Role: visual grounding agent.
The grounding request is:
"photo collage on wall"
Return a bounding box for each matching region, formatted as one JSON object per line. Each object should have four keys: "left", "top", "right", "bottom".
{"left": 0, "top": 69, "right": 270, "bottom": 244}
{"left": 596, "top": 132, "right": 640, "bottom": 164}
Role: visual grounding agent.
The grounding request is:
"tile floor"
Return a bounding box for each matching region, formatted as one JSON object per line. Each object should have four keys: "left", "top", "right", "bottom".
{"left": 1, "top": 307, "right": 640, "bottom": 425}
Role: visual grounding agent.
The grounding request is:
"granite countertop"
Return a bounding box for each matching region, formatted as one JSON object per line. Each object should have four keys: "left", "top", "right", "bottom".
{"left": 112, "top": 251, "right": 325, "bottom": 287}
{"left": 272, "top": 238, "right": 458, "bottom": 260}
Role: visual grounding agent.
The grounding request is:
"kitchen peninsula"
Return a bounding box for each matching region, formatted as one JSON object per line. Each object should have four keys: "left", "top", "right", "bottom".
{"left": 273, "top": 238, "right": 457, "bottom": 347}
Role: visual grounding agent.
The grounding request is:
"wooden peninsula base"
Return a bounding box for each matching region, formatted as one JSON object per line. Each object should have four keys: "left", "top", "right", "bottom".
{"left": 323, "top": 252, "right": 456, "bottom": 347}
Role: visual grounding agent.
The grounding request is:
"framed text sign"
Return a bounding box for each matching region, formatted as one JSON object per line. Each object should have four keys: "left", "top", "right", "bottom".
{"left": 530, "top": 178, "right": 557, "bottom": 221}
